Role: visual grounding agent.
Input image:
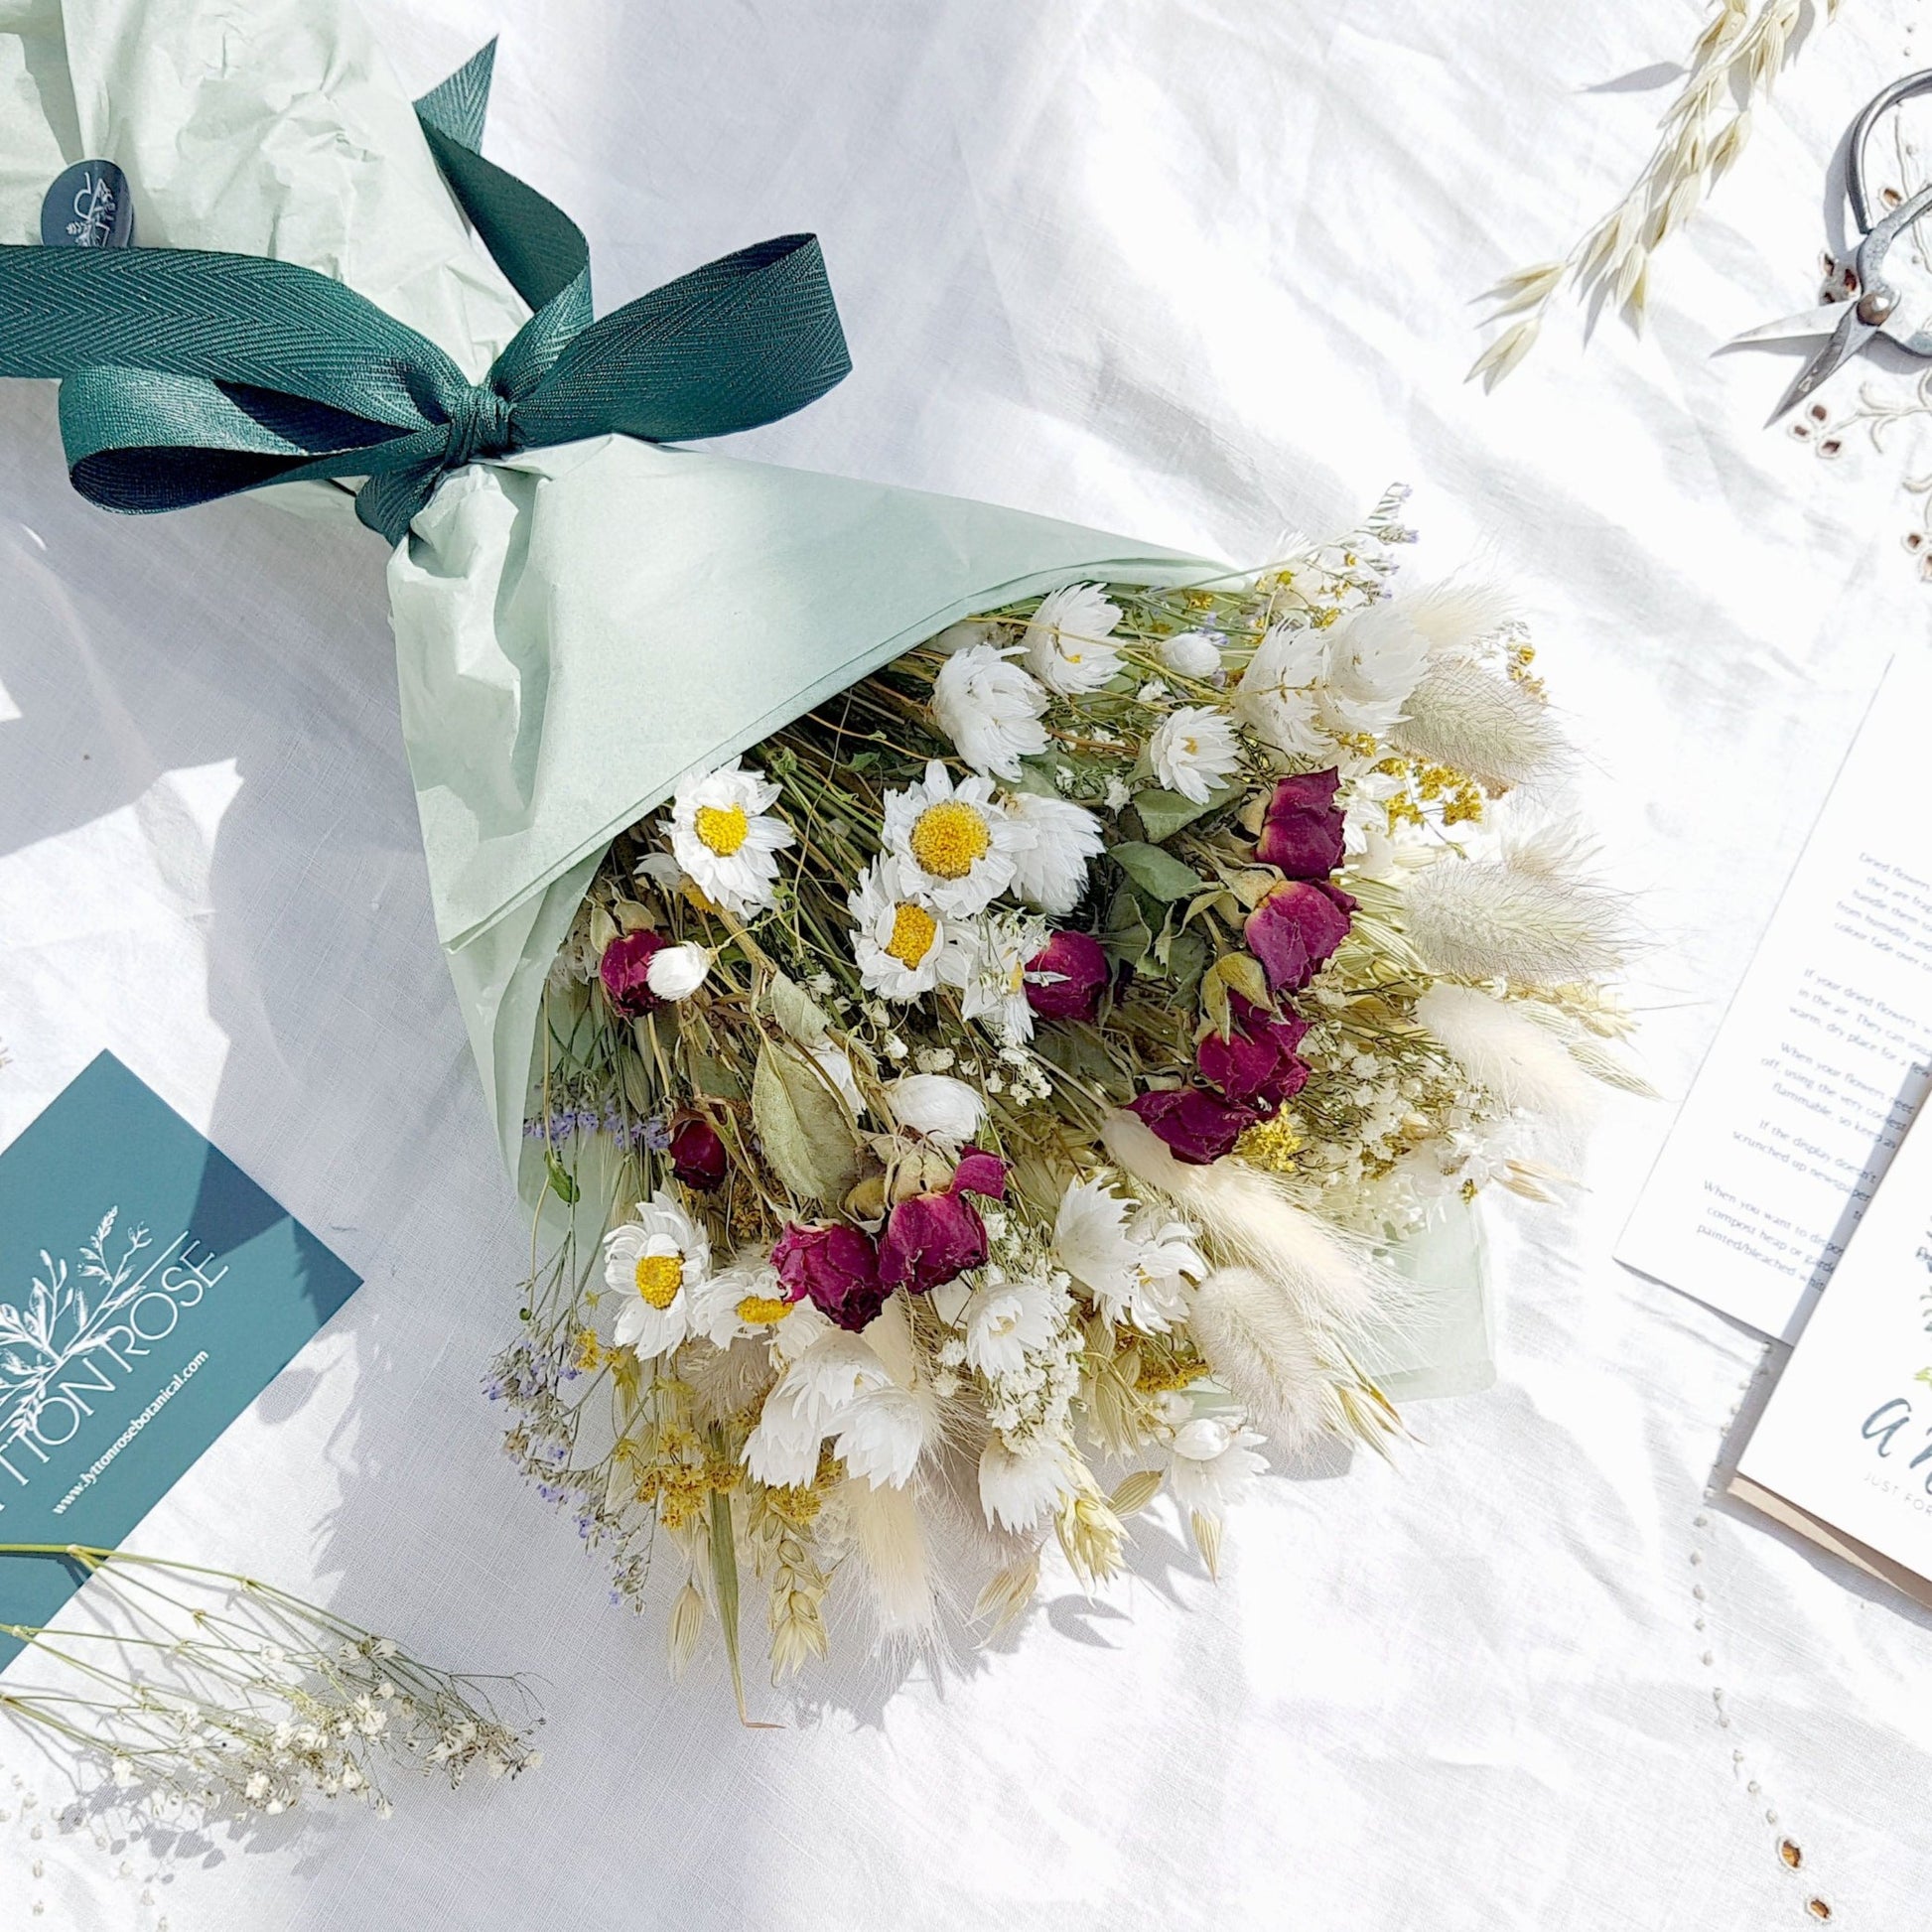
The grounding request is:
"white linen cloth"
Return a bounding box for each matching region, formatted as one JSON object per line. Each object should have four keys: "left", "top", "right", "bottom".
{"left": 3, "top": 0, "right": 1931, "bottom": 1924}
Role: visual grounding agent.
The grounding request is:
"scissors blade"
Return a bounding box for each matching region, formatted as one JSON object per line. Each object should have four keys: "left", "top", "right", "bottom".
{"left": 1772, "top": 302, "right": 1877, "bottom": 419}
{"left": 1725, "top": 304, "right": 1846, "bottom": 348}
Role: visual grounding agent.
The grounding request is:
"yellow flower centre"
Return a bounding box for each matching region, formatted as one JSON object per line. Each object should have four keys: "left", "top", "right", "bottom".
{"left": 693, "top": 802, "right": 751, "bottom": 857}
{"left": 633, "top": 1252, "right": 685, "bottom": 1310}
{"left": 886, "top": 900, "right": 938, "bottom": 968}
{"left": 736, "top": 1294, "right": 793, "bottom": 1326}
{"left": 908, "top": 800, "right": 992, "bottom": 880}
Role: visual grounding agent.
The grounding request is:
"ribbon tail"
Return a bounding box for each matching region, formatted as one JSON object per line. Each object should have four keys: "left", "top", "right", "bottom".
{"left": 414, "top": 38, "right": 498, "bottom": 154}
{"left": 57, "top": 363, "right": 451, "bottom": 522}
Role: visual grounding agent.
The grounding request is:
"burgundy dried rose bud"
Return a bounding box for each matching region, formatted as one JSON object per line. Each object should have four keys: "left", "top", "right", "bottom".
{"left": 1127, "top": 1086, "right": 1260, "bottom": 1166}
{"left": 949, "top": 1146, "right": 1010, "bottom": 1201}
{"left": 772, "top": 1221, "right": 888, "bottom": 1332}
{"left": 1255, "top": 768, "right": 1345, "bottom": 879}
{"left": 879, "top": 1187, "right": 989, "bottom": 1297}
{"left": 1243, "top": 879, "right": 1353, "bottom": 993}
{"left": 1024, "top": 928, "right": 1110, "bottom": 1021}
{"left": 599, "top": 928, "right": 668, "bottom": 1018}
{"left": 1198, "top": 996, "right": 1311, "bottom": 1107}
{"left": 667, "top": 1114, "right": 728, "bottom": 1191}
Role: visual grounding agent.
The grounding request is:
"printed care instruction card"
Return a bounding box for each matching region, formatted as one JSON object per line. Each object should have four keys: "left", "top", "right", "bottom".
{"left": 0, "top": 1053, "right": 358, "bottom": 1666}
{"left": 1618, "top": 655, "right": 1932, "bottom": 1340}
{"left": 1736, "top": 1102, "right": 1932, "bottom": 1600}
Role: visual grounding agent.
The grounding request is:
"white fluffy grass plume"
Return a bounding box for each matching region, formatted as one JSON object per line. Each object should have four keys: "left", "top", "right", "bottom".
{"left": 1378, "top": 579, "right": 1567, "bottom": 789}
{"left": 1401, "top": 580, "right": 1519, "bottom": 650}
{"left": 1402, "top": 839, "right": 1625, "bottom": 987}
{"left": 1394, "top": 656, "right": 1566, "bottom": 789}
{"left": 841, "top": 1475, "right": 934, "bottom": 1639}
{"left": 1187, "top": 1265, "right": 1345, "bottom": 1455}
{"left": 1414, "top": 984, "right": 1596, "bottom": 1134}
{"left": 1101, "top": 1110, "right": 1406, "bottom": 1343}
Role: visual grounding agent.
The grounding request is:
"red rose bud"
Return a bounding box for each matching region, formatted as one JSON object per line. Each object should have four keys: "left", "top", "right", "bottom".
{"left": 1127, "top": 1085, "right": 1261, "bottom": 1166}
{"left": 1243, "top": 879, "right": 1354, "bottom": 993}
{"left": 949, "top": 1146, "right": 1010, "bottom": 1200}
{"left": 1197, "top": 997, "right": 1311, "bottom": 1107}
{"left": 1024, "top": 928, "right": 1109, "bottom": 1021}
{"left": 772, "top": 1221, "right": 887, "bottom": 1332}
{"left": 599, "top": 928, "right": 668, "bottom": 1018}
{"left": 879, "top": 1187, "right": 989, "bottom": 1296}
{"left": 1256, "top": 768, "right": 1345, "bottom": 879}
{"left": 667, "top": 1114, "right": 729, "bottom": 1191}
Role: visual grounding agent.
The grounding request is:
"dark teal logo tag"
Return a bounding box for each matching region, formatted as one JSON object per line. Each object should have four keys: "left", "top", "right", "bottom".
{"left": 40, "top": 160, "right": 135, "bottom": 248}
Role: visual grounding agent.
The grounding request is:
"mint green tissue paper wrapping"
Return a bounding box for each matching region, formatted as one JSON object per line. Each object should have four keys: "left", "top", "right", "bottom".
{"left": 0, "top": 0, "right": 1490, "bottom": 1396}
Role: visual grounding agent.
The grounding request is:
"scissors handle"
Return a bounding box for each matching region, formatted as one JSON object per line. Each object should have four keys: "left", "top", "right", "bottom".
{"left": 1848, "top": 69, "right": 1932, "bottom": 233}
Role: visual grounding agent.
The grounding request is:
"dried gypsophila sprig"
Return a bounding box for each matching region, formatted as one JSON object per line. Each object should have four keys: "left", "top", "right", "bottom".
{"left": 1469, "top": 0, "right": 1846, "bottom": 386}
{"left": 0, "top": 1545, "right": 540, "bottom": 1822}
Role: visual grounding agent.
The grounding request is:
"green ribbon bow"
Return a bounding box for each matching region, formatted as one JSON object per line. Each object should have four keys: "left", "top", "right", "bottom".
{"left": 0, "top": 41, "right": 851, "bottom": 544}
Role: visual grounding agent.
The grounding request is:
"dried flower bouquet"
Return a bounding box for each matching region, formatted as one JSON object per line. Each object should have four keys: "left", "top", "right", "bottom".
{"left": 493, "top": 490, "right": 1638, "bottom": 1703}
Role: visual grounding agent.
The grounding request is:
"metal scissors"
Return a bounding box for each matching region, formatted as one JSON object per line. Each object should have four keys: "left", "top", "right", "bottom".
{"left": 1734, "top": 70, "right": 1932, "bottom": 419}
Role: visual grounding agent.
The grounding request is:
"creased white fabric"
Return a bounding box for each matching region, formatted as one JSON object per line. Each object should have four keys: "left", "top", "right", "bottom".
{"left": 3, "top": 0, "right": 1931, "bottom": 1925}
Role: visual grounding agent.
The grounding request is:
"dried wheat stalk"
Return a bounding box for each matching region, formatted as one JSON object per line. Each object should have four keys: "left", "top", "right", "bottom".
{"left": 1470, "top": 0, "right": 1847, "bottom": 386}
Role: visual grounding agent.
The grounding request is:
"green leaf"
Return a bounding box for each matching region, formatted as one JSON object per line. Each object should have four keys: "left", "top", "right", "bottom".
{"left": 766, "top": 972, "right": 831, "bottom": 1045}
{"left": 1034, "top": 1022, "right": 1133, "bottom": 1101}
{"left": 752, "top": 1039, "right": 861, "bottom": 1202}
{"left": 689, "top": 1048, "right": 745, "bottom": 1102}
{"left": 1111, "top": 841, "right": 1208, "bottom": 903}
{"left": 1129, "top": 782, "right": 1237, "bottom": 845}
{"left": 543, "top": 1148, "right": 580, "bottom": 1206}
{"left": 1168, "top": 929, "right": 1209, "bottom": 1000}
{"left": 1101, "top": 883, "right": 1154, "bottom": 975}
{"left": 707, "top": 1490, "right": 752, "bottom": 1727}
{"left": 1217, "top": 952, "right": 1272, "bottom": 1012}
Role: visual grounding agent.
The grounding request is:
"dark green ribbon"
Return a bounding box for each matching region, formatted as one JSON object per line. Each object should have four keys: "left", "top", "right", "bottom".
{"left": 0, "top": 41, "right": 851, "bottom": 544}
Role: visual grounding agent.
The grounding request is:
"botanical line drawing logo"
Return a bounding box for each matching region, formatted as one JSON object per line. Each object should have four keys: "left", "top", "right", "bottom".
{"left": 0, "top": 1207, "right": 155, "bottom": 1448}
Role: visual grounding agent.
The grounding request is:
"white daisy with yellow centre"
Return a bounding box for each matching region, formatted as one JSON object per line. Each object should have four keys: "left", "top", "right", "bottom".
{"left": 690, "top": 1254, "right": 796, "bottom": 1349}
{"left": 602, "top": 1190, "right": 712, "bottom": 1358}
{"left": 882, "top": 761, "right": 1035, "bottom": 918}
{"left": 665, "top": 759, "right": 795, "bottom": 918}
{"left": 849, "top": 855, "right": 972, "bottom": 1000}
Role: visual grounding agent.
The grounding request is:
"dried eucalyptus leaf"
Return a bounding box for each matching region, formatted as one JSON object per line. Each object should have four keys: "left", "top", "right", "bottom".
{"left": 752, "top": 1039, "right": 861, "bottom": 1202}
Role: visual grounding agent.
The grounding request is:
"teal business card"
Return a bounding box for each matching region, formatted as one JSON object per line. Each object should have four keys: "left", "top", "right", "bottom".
{"left": 0, "top": 1053, "right": 359, "bottom": 1666}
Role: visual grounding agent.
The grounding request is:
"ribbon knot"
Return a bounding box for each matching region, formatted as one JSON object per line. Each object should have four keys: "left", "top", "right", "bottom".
{"left": 443, "top": 383, "right": 516, "bottom": 473}
{"left": 0, "top": 40, "right": 852, "bottom": 547}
